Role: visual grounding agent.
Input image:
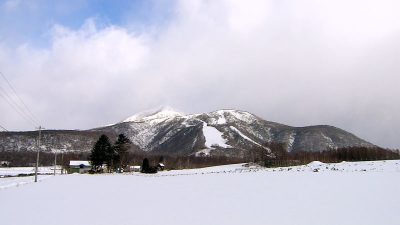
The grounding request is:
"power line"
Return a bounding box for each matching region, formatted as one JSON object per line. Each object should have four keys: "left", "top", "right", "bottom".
{"left": 0, "top": 87, "right": 38, "bottom": 127}
{"left": 0, "top": 72, "right": 39, "bottom": 127}
{"left": 0, "top": 71, "right": 40, "bottom": 125}
{"left": 0, "top": 71, "right": 40, "bottom": 124}
{"left": 0, "top": 124, "right": 8, "bottom": 131}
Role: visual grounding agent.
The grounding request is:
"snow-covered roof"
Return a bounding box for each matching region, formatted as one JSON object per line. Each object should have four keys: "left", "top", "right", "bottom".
{"left": 69, "top": 160, "right": 91, "bottom": 166}
{"left": 158, "top": 163, "right": 165, "bottom": 167}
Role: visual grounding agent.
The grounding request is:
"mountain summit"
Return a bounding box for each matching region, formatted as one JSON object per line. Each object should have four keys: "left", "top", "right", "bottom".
{"left": 122, "top": 106, "right": 184, "bottom": 123}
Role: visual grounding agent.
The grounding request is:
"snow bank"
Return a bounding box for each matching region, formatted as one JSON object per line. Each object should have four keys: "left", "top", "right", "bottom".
{"left": 266, "top": 160, "right": 400, "bottom": 173}
{"left": 307, "top": 161, "right": 325, "bottom": 166}
{"left": 0, "top": 175, "right": 52, "bottom": 190}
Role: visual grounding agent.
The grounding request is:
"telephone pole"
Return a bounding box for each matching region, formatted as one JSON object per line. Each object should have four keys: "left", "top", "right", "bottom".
{"left": 54, "top": 151, "right": 57, "bottom": 176}
{"left": 61, "top": 151, "right": 64, "bottom": 175}
{"left": 34, "top": 126, "right": 43, "bottom": 182}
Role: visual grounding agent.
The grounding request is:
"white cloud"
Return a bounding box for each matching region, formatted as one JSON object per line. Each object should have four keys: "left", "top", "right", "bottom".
{"left": 225, "top": 0, "right": 270, "bottom": 34}
{"left": 0, "top": 0, "right": 400, "bottom": 148}
{"left": 0, "top": 19, "right": 149, "bottom": 128}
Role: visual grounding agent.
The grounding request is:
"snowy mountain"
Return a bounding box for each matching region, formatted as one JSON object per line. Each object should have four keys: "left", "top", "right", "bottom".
{"left": 0, "top": 107, "right": 375, "bottom": 156}
{"left": 121, "top": 106, "right": 185, "bottom": 123}
{"left": 90, "top": 107, "right": 375, "bottom": 156}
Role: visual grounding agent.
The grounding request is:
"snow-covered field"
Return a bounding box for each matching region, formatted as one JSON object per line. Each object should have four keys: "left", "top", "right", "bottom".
{"left": 0, "top": 166, "right": 61, "bottom": 189}
{"left": 0, "top": 166, "right": 61, "bottom": 177}
{"left": 0, "top": 175, "right": 52, "bottom": 189}
{"left": 0, "top": 160, "right": 399, "bottom": 225}
{"left": 266, "top": 159, "right": 400, "bottom": 172}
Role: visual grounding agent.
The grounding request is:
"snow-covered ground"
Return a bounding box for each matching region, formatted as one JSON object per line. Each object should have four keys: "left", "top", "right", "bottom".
{"left": 0, "top": 166, "right": 61, "bottom": 189}
{"left": 265, "top": 159, "right": 400, "bottom": 172}
{"left": 0, "top": 175, "right": 52, "bottom": 190}
{"left": 0, "top": 166, "right": 61, "bottom": 177}
{"left": 0, "top": 160, "right": 399, "bottom": 225}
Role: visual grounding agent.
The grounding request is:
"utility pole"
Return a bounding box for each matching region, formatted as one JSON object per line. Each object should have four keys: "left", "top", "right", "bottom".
{"left": 34, "top": 126, "right": 43, "bottom": 182}
{"left": 54, "top": 151, "right": 57, "bottom": 176}
{"left": 61, "top": 151, "right": 64, "bottom": 175}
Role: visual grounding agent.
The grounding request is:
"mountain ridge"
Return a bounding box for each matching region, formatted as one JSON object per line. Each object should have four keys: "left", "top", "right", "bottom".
{"left": 91, "top": 108, "right": 375, "bottom": 156}
{"left": 0, "top": 108, "right": 375, "bottom": 157}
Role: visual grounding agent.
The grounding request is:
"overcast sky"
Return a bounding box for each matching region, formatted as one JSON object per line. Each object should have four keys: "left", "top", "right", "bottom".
{"left": 0, "top": 0, "right": 399, "bottom": 149}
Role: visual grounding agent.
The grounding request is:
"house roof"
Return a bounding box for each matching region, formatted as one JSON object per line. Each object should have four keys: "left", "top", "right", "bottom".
{"left": 69, "top": 160, "right": 91, "bottom": 166}
{"left": 158, "top": 163, "right": 165, "bottom": 167}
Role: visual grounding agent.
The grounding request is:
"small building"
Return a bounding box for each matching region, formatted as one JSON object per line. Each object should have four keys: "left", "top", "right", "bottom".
{"left": 0, "top": 161, "right": 10, "bottom": 167}
{"left": 69, "top": 160, "right": 91, "bottom": 174}
{"left": 129, "top": 165, "right": 141, "bottom": 172}
{"left": 157, "top": 163, "right": 165, "bottom": 171}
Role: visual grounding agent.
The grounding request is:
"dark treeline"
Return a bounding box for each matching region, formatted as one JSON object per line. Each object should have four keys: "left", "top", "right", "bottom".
{"left": 253, "top": 142, "right": 400, "bottom": 167}
{"left": 1, "top": 137, "right": 399, "bottom": 169}
{"left": 0, "top": 151, "right": 89, "bottom": 167}
{"left": 0, "top": 150, "right": 246, "bottom": 169}
{"left": 1, "top": 147, "right": 399, "bottom": 168}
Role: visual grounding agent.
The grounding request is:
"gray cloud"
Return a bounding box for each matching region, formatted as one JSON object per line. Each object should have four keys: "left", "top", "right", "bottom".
{"left": 1, "top": 0, "right": 400, "bottom": 149}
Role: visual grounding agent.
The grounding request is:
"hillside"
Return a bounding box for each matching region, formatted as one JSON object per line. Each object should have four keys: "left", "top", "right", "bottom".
{"left": 0, "top": 107, "right": 374, "bottom": 156}
{"left": 92, "top": 107, "right": 374, "bottom": 156}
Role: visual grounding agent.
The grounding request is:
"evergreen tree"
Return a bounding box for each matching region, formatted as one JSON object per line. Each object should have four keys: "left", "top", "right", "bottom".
{"left": 89, "top": 134, "right": 112, "bottom": 172}
{"left": 113, "top": 134, "right": 131, "bottom": 171}
{"left": 104, "top": 141, "right": 115, "bottom": 173}
{"left": 141, "top": 158, "right": 150, "bottom": 173}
